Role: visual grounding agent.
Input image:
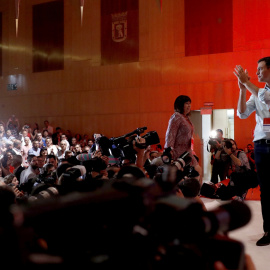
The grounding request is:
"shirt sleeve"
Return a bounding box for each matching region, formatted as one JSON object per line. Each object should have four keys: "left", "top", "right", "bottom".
{"left": 237, "top": 94, "right": 256, "bottom": 119}
{"left": 164, "top": 114, "right": 182, "bottom": 154}
{"left": 258, "top": 88, "right": 270, "bottom": 105}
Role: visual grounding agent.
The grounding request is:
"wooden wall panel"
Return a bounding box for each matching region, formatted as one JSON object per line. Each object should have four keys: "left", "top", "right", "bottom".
{"left": 162, "top": 55, "right": 209, "bottom": 85}
{"left": 0, "top": 0, "right": 269, "bottom": 164}
{"left": 139, "top": 85, "right": 179, "bottom": 113}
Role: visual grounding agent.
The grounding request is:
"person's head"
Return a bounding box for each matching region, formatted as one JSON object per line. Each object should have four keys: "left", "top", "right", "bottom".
{"left": 24, "top": 136, "right": 30, "bottom": 145}
{"left": 6, "top": 151, "right": 13, "bottom": 161}
{"left": 43, "top": 163, "right": 56, "bottom": 175}
{"left": 4, "top": 174, "right": 19, "bottom": 186}
{"left": 247, "top": 144, "right": 253, "bottom": 152}
{"left": 257, "top": 57, "right": 270, "bottom": 83}
{"left": 37, "top": 133, "right": 43, "bottom": 141}
{"left": 13, "top": 140, "right": 21, "bottom": 150}
{"left": 32, "top": 140, "right": 40, "bottom": 149}
{"left": 176, "top": 178, "right": 201, "bottom": 198}
{"left": 42, "top": 130, "right": 49, "bottom": 138}
{"left": 56, "top": 127, "right": 62, "bottom": 134}
{"left": 71, "top": 137, "right": 77, "bottom": 145}
{"left": 45, "top": 137, "right": 52, "bottom": 146}
{"left": 149, "top": 151, "right": 159, "bottom": 161}
{"left": 61, "top": 134, "right": 67, "bottom": 141}
{"left": 6, "top": 130, "right": 12, "bottom": 137}
{"left": 46, "top": 154, "right": 58, "bottom": 168}
{"left": 0, "top": 124, "right": 5, "bottom": 133}
{"left": 1, "top": 152, "right": 13, "bottom": 167}
{"left": 22, "top": 129, "right": 28, "bottom": 138}
{"left": 44, "top": 120, "right": 49, "bottom": 127}
{"left": 40, "top": 147, "right": 48, "bottom": 157}
{"left": 174, "top": 95, "right": 192, "bottom": 116}
{"left": 216, "top": 129, "right": 223, "bottom": 140}
{"left": 60, "top": 140, "right": 67, "bottom": 151}
{"left": 82, "top": 146, "right": 90, "bottom": 153}
{"left": 37, "top": 155, "right": 46, "bottom": 169}
{"left": 87, "top": 139, "right": 94, "bottom": 147}
{"left": 64, "top": 150, "right": 73, "bottom": 159}
{"left": 74, "top": 144, "right": 82, "bottom": 153}
{"left": 28, "top": 155, "right": 38, "bottom": 169}
{"left": 11, "top": 154, "right": 23, "bottom": 168}
{"left": 229, "top": 139, "right": 237, "bottom": 152}
{"left": 6, "top": 141, "right": 14, "bottom": 150}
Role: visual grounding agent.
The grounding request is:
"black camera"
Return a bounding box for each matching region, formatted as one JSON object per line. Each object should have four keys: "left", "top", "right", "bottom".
{"left": 111, "top": 127, "right": 160, "bottom": 162}
{"left": 36, "top": 172, "right": 57, "bottom": 185}
{"left": 161, "top": 147, "right": 172, "bottom": 164}
{"left": 173, "top": 151, "right": 192, "bottom": 170}
{"left": 208, "top": 138, "right": 219, "bottom": 146}
{"left": 139, "top": 130, "right": 160, "bottom": 148}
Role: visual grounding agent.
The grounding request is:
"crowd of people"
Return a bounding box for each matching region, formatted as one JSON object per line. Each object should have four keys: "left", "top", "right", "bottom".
{"left": 0, "top": 89, "right": 259, "bottom": 268}
{"left": 0, "top": 112, "right": 221, "bottom": 267}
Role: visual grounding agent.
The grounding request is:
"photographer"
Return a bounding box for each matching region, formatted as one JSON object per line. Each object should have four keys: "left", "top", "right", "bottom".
{"left": 215, "top": 139, "right": 257, "bottom": 201}
{"left": 209, "top": 129, "right": 230, "bottom": 184}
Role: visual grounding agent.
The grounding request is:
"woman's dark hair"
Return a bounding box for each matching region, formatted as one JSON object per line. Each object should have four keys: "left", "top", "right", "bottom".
{"left": 4, "top": 173, "right": 16, "bottom": 185}
{"left": 1, "top": 152, "right": 13, "bottom": 168}
{"left": 174, "top": 95, "right": 191, "bottom": 114}
{"left": 229, "top": 138, "right": 238, "bottom": 149}
{"left": 40, "top": 148, "right": 48, "bottom": 156}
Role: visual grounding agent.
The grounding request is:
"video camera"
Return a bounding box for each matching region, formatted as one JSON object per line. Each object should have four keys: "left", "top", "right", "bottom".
{"left": 110, "top": 127, "right": 160, "bottom": 162}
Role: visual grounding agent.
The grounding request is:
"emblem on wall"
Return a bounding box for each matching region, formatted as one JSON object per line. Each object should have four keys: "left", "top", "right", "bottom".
{"left": 111, "top": 12, "right": 127, "bottom": 42}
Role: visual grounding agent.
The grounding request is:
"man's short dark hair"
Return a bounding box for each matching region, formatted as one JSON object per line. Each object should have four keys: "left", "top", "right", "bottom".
{"left": 47, "top": 154, "right": 57, "bottom": 161}
{"left": 258, "top": 57, "right": 270, "bottom": 68}
{"left": 13, "top": 154, "right": 23, "bottom": 164}
{"left": 216, "top": 129, "right": 223, "bottom": 135}
{"left": 27, "top": 154, "right": 36, "bottom": 163}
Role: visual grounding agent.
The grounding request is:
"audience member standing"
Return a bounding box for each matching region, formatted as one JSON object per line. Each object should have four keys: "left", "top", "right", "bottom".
{"left": 21, "top": 136, "right": 31, "bottom": 168}
{"left": 43, "top": 120, "right": 54, "bottom": 136}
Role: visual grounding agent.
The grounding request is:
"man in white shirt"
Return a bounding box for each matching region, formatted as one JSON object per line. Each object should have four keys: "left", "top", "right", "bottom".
{"left": 45, "top": 137, "right": 58, "bottom": 156}
{"left": 234, "top": 56, "right": 270, "bottom": 246}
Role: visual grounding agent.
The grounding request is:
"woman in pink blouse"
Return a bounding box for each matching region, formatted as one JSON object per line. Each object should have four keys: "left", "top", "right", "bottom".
{"left": 164, "top": 95, "right": 202, "bottom": 185}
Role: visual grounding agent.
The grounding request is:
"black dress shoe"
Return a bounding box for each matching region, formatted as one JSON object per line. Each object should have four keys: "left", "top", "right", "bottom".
{"left": 256, "top": 232, "right": 270, "bottom": 246}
